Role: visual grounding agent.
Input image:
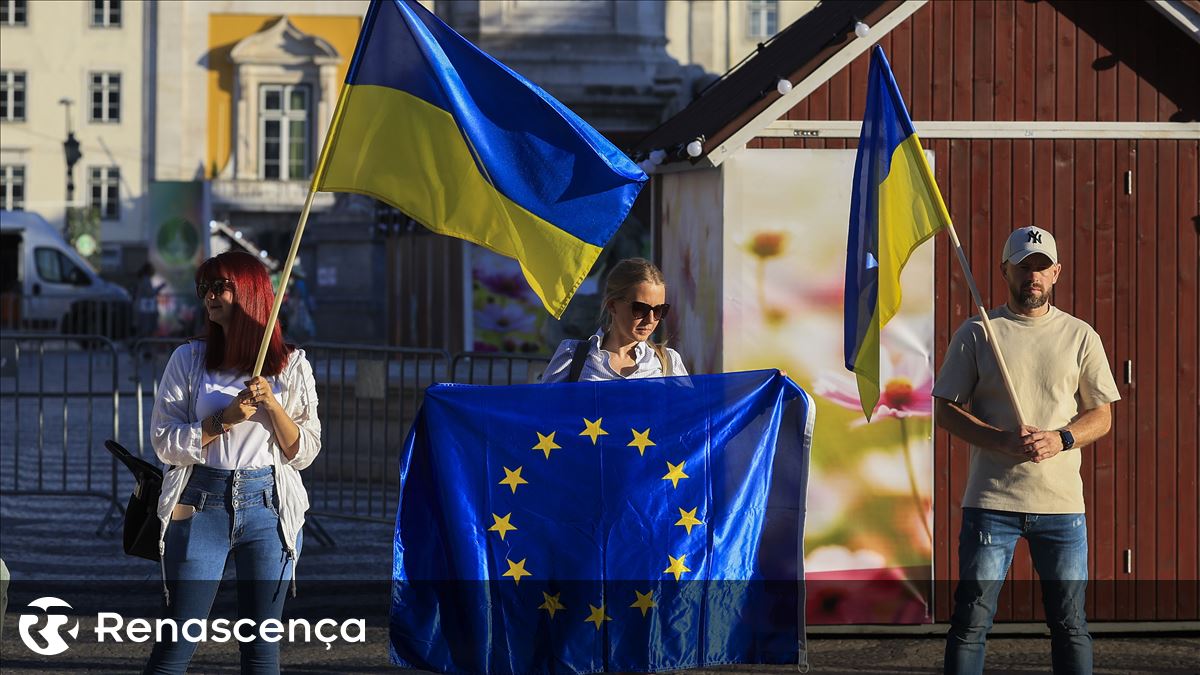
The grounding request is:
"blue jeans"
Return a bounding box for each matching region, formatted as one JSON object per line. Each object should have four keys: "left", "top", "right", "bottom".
{"left": 144, "top": 465, "right": 300, "bottom": 675}
{"left": 944, "top": 508, "right": 1091, "bottom": 675}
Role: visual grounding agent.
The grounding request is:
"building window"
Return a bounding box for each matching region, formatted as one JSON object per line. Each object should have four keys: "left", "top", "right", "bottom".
{"left": 1, "top": 0, "right": 28, "bottom": 26}
{"left": 0, "top": 70, "right": 26, "bottom": 121}
{"left": 89, "top": 72, "right": 120, "bottom": 123}
{"left": 747, "top": 0, "right": 778, "bottom": 39}
{"left": 1, "top": 164, "right": 24, "bottom": 210}
{"left": 89, "top": 166, "right": 120, "bottom": 220}
{"left": 259, "top": 84, "right": 309, "bottom": 180}
{"left": 91, "top": 0, "right": 120, "bottom": 27}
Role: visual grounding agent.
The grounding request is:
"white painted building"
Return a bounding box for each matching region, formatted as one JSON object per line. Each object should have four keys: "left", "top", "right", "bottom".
{"left": 432, "top": 1, "right": 815, "bottom": 133}
{"left": 0, "top": 0, "right": 151, "bottom": 269}
{"left": 664, "top": 0, "right": 818, "bottom": 76}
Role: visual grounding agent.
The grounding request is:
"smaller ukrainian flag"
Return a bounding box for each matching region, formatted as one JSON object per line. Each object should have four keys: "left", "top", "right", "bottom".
{"left": 314, "top": 0, "right": 647, "bottom": 318}
{"left": 844, "top": 46, "right": 951, "bottom": 419}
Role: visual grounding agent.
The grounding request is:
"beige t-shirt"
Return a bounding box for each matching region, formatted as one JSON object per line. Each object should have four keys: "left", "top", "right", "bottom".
{"left": 932, "top": 305, "right": 1120, "bottom": 513}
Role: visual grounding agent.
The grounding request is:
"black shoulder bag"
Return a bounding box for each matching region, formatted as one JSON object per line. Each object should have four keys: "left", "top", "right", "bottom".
{"left": 104, "top": 440, "right": 163, "bottom": 561}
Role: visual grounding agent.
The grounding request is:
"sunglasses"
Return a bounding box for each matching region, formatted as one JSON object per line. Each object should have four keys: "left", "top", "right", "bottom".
{"left": 624, "top": 299, "right": 670, "bottom": 321}
{"left": 196, "top": 279, "right": 235, "bottom": 299}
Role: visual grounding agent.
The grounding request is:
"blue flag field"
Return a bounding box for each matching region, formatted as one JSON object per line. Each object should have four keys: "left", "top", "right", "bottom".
{"left": 390, "top": 370, "right": 814, "bottom": 674}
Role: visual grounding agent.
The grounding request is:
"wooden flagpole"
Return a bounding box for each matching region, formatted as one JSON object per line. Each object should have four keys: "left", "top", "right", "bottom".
{"left": 907, "top": 127, "right": 1028, "bottom": 429}
{"left": 941, "top": 224, "right": 1029, "bottom": 428}
{"left": 251, "top": 185, "right": 319, "bottom": 378}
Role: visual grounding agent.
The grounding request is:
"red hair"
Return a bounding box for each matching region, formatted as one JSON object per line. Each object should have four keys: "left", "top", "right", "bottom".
{"left": 196, "top": 251, "right": 293, "bottom": 376}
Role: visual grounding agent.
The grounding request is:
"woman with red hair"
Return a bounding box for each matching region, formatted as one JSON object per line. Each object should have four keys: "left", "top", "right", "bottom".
{"left": 144, "top": 251, "right": 321, "bottom": 674}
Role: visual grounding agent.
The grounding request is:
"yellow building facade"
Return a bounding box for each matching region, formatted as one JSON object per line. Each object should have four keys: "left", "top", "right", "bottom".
{"left": 205, "top": 14, "right": 361, "bottom": 181}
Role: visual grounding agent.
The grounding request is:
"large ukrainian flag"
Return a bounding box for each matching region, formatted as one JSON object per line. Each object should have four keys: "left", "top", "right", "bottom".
{"left": 845, "top": 46, "right": 951, "bottom": 419}
{"left": 314, "top": 0, "right": 647, "bottom": 318}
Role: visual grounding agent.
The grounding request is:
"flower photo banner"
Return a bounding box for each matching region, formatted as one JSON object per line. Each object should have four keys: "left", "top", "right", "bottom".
{"left": 720, "top": 149, "right": 934, "bottom": 624}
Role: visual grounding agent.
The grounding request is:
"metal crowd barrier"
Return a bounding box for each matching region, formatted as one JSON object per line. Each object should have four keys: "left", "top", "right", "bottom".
{"left": 127, "top": 340, "right": 452, "bottom": 528}
{"left": 2, "top": 336, "right": 553, "bottom": 540}
{"left": 451, "top": 351, "right": 552, "bottom": 385}
{"left": 0, "top": 333, "right": 124, "bottom": 535}
{"left": 128, "top": 337, "right": 189, "bottom": 460}
{"left": 302, "top": 342, "right": 450, "bottom": 525}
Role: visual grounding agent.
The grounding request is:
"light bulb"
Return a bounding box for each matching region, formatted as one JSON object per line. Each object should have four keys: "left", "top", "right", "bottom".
{"left": 854, "top": 21, "right": 870, "bottom": 38}
{"left": 776, "top": 78, "right": 792, "bottom": 95}
{"left": 234, "top": 231, "right": 243, "bottom": 239}
{"left": 259, "top": 250, "right": 268, "bottom": 258}
{"left": 649, "top": 149, "right": 666, "bottom": 165}
{"left": 686, "top": 140, "right": 703, "bottom": 158}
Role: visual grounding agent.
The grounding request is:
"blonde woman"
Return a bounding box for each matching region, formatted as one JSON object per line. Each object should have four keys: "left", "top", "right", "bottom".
{"left": 542, "top": 258, "right": 687, "bottom": 382}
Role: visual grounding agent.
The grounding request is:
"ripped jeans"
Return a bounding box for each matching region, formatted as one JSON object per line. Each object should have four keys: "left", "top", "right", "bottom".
{"left": 144, "top": 465, "right": 300, "bottom": 675}
{"left": 944, "top": 508, "right": 1090, "bottom": 675}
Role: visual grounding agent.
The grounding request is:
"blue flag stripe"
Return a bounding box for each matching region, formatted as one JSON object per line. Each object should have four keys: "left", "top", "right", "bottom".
{"left": 344, "top": 0, "right": 646, "bottom": 248}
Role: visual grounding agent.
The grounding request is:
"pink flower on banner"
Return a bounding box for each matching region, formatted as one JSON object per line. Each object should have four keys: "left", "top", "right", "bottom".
{"left": 814, "top": 347, "right": 933, "bottom": 425}
{"left": 473, "top": 253, "right": 538, "bottom": 303}
{"left": 476, "top": 302, "right": 536, "bottom": 333}
{"left": 805, "top": 547, "right": 929, "bottom": 624}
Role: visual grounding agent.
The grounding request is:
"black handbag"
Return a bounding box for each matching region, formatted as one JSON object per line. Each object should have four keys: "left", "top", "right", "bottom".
{"left": 104, "top": 440, "right": 163, "bottom": 561}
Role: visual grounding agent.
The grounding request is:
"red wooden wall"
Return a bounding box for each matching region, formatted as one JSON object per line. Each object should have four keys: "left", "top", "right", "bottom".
{"left": 745, "top": 1, "right": 1199, "bottom": 621}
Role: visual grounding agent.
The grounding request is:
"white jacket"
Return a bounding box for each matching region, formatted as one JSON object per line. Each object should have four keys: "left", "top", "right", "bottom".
{"left": 150, "top": 341, "right": 321, "bottom": 598}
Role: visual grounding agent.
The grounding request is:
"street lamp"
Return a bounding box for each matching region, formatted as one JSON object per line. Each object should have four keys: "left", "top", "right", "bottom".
{"left": 59, "top": 98, "right": 81, "bottom": 236}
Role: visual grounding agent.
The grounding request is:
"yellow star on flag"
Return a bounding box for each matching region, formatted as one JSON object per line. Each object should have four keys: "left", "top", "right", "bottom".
{"left": 663, "top": 554, "right": 691, "bottom": 581}
{"left": 662, "top": 460, "right": 689, "bottom": 488}
{"left": 630, "top": 590, "right": 657, "bottom": 617}
{"left": 539, "top": 592, "right": 565, "bottom": 618}
{"left": 503, "top": 558, "right": 531, "bottom": 585}
{"left": 675, "top": 507, "right": 703, "bottom": 535}
{"left": 489, "top": 513, "right": 517, "bottom": 540}
{"left": 627, "top": 428, "right": 656, "bottom": 456}
{"left": 499, "top": 466, "right": 528, "bottom": 494}
{"left": 585, "top": 603, "right": 612, "bottom": 629}
{"left": 532, "top": 431, "right": 561, "bottom": 459}
{"left": 579, "top": 418, "right": 608, "bottom": 445}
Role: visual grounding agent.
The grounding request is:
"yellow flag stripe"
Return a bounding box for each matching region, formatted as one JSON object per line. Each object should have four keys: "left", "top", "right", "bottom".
{"left": 876, "top": 134, "right": 950, "bottom": 329}
{"left": 315, "top": 84, "right": 603, "bottom": 318}
{"left": 853, "top": 133, "right": 949, "bottom": 417}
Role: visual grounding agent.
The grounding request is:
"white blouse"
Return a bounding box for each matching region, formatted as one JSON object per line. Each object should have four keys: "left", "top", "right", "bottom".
{"left": 541, "top": 329, "right": 688, "bottom": 383}
{"left": 151, "top": 341, "right": 322, "bottom": 562}
{"left": 196, "top": 368, "right": 281, "bottom": 469}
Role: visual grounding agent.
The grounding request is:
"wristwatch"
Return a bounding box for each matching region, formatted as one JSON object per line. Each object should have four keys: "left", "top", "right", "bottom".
{"left": 1058, "top": 428, "right": 1075, "bottom": 451}
{"left": 207, "top": 413, "right": 229, "bottom": 436}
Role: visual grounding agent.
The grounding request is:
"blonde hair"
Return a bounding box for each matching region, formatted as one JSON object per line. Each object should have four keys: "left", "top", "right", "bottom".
{"left": 600, "top": 258, "right": 672, "bottom": 374}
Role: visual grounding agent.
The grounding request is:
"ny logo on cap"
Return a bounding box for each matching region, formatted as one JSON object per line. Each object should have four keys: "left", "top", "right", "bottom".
{"left": 1027, "top": 231, "right": 1042, "bottom": 244}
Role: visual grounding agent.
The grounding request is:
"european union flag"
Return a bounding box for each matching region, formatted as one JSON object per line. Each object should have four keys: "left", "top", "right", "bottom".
{"left": 391, "top": 370, "right": 814, "bottom": 674}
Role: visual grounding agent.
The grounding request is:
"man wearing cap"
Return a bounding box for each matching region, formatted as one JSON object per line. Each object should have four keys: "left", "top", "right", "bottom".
{"left": 936, "top": 226, "right": 1120, "bottom": 675}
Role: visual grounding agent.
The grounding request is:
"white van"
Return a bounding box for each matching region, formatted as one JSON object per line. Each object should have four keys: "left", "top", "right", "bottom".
{"left": 0, "top": 210, "right": 131, "bottom": 338}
